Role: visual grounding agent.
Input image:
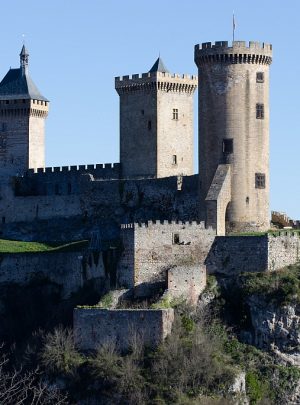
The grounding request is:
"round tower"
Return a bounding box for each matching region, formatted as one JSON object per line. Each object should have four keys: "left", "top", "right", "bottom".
{"left": 194, "top": 41, "right": 272, "bottom": 234}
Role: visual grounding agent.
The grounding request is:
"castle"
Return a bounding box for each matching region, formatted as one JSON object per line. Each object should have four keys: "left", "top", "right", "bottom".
{"left": 0, "top": 41, "right": 273, "bottom": 236}
{"left": 1, "top": 40, "right": 299, "bottom": 351}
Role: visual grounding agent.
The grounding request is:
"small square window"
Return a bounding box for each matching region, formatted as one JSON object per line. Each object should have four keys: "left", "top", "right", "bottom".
{"left": 172, "top": 155, "right": 177, "bottom": 165}
{"left": 172, "top": 233, "right": 180, "bottom": 244}
{"left": 223, "top": 139, "right": 233, "bottom": 154}
{"left": 256, "top": 72, "right": 264, "bottom": 83}
{"left": 173, "top": 108, "right": 178, "bottom": 120}
{"left": 256, "top": 103, "right": 264, "bottom": 119}
{"left": 255, "top": 173, "right": 266, "bottom": 189}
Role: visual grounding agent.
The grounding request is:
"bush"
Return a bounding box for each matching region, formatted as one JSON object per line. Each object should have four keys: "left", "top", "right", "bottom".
{"left": 40, "top": 326, "right": 83, "bottom": 375}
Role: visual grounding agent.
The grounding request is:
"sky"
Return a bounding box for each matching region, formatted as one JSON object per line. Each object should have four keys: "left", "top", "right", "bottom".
{"left": 0, "top": 0, "right": 299, "bottom": 218}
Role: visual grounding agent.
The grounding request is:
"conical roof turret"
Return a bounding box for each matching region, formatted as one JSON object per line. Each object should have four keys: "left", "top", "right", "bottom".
{"left": 0, "top": 46, "right": 48, "bottom": 101}
{"left": 149, "top": 57, "right": 169, "bottom": 73}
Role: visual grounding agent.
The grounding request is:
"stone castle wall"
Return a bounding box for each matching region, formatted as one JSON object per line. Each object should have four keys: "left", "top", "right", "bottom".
{"left": 206, "top": 233, "right": 300, "bottom": 275}
{"left": 0, "top": 174, "right": 199, "bottom": 230}
{"left": 0, "top": 250, "right": 106, "bottom": 298}
{"left": 74, "top": 308, "right": 174, "bottom": 351}
{"left": 167, "top": 265, "right": 206, "bottom": 305}
{"left": 117, "top": 221, "right": 215, "bottom": 295}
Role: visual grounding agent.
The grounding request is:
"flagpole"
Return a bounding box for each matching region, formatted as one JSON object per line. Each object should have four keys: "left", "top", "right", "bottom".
{"left": 232, "top": 11, "right": 235, "bottom": 42}
{"left": 233, "top": 11, "right": 235, "bottom": 43}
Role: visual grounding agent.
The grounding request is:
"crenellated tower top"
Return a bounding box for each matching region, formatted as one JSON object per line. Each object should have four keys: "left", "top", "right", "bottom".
{"left": 115, "top": 56, "right": 197, "bottom": 95}
{"left": 195, "top": 40, "right": 272, "bottom": 66}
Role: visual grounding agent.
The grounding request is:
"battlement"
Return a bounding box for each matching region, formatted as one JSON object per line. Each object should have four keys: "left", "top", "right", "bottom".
{"left": 195, "top": 40, "right": 272, "bottom": 65}
{"left": 121, "top": 220, "right": 207, "bottom": 229}
{"left": 115, "top": 71, "right": 197, "bottom": 94}
{"left": 25, "top": 163, "right": 120, "bottom": 177}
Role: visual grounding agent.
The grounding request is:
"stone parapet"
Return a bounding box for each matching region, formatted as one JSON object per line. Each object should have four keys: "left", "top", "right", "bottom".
{"left": 115, "top": 71, "right": 197, "bottom": 94}
{"left": 195, "top": 41, "right": 272, "bottom": 66}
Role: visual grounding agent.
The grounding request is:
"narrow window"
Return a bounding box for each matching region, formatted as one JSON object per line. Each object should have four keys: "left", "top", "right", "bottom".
{"left": 256, "top": 72, "right": 264, "bottom": 83}
{"left": 172, "top": 155, "right": 177, "bottom": 165}
{"left": 2, "top": 217, "right": 5, "bottom": 224}
{"left": 148, "top": 120, "right": 151, "bottom": 130}
{"left": 68, "top": 183, "right": 72, "bottom": 194}
{"left": 256, "top": 103, "right": 264, "bottom": 119}
{"left": 246, "top": 196, "right": 249, "bottom": 204}
{"left": 223, "top": 139, "right": 233, "bottom": 154}
{"left": 255, "top": 173, "right": 266, "bottom": 189}
{"left": 172, "top": 233, "right": 180, "bottom": 245}
{"left": 55, "top": 184, "right": 59, "bottom": 195}
{"left": 141, "top": 109, "right": 144, "bottom": 115}
{"left": 172, "top": 108, "right": 178, "bottom": 120}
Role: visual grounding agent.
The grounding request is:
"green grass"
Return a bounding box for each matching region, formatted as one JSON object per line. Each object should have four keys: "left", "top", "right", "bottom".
{"left": 228, "top": 229, "right": 300, "bottom": 237}
{"left": 0, "top": 239, "right": 88, "bottom": 254}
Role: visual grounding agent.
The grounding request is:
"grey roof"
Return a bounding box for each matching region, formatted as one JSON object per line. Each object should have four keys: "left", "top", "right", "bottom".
{"left": 149, "top": 57, "right": 169, "bottom": 73}
{"left": 20, "top": 45, "right": 28, "bottom": 57}
{"left": 0, "top": 48, "right": 48, "bottom": 102}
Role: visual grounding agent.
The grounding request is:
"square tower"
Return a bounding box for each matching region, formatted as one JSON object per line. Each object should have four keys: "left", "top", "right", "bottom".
{"left": 0, "top": 46, "right": 49, "bottom": 177}
{"left": 115, "top": 58, "right": 197, "bottom": 178}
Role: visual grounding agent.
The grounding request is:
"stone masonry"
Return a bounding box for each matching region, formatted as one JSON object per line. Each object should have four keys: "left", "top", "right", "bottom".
{"left": 73, "top": 308, "right": 174, "bottom": 351}
{"left": 117, "top": 221, "right": 216, "bottom": 296}
{"left": 167, "top": 265, "right": 206, "bottom": 305}
{"left": 115, "top": 62, "right": 197, "bottom": 179}
{"left": 195, "top": 41, "right": 272, "bottom": 233}
{"left": 206, "top": 233, "right": 300, "bottom": 276}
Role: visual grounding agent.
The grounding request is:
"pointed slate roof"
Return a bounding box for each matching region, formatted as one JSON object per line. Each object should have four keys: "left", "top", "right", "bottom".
{"left": 149, "top": 57, "right": 169, "bottom": 73}
{"left": 0, "top": 47, "right": 48, "bottom": 102}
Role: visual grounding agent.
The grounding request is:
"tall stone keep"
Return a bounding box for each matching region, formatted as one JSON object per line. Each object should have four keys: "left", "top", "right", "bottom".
{"left": 0, "top": 46, "right": 49, "bottom": 176}
{"left": 115, "top": 58, "right": 197, "bottom": 178}
{"left": 194, "top": 41, "right": 272, "bottom": 234}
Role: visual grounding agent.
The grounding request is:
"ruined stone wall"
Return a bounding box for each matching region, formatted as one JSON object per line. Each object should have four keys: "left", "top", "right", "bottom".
{"left": 117, "top": 221, "right": 215, "bottom": 295}
{"left": 167, "top": 265, "right": 206, "bottom": 305}
{"left": 74, "top": 308, "right": 174, "bottom": 351}
{"left": 206, "top": 233, "right": 299, "bottom": 275}
{"left": 0, "top": 250, "right": 105, "bottom": 298}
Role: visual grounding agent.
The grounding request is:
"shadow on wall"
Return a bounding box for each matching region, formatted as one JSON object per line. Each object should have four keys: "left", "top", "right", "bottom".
{"left": 205, "top": 236, "right": 269, "bottom": 275}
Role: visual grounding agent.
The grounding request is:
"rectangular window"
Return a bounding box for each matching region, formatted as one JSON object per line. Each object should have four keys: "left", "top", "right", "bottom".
{"left": 223, "top": 139, "right": 233, "bottom": 154}
{"left": 173, "top": 108, "right": 178, "bottom": 120}
{"left": 148, "top": 120, "right": 151, "bottom": 130}
{"left": 1, "top": 123, "right": 7, "bottom": 132}
{"left": 172, "top": 233, "right": 180, "bottom": 245}
{"left": 256, "top": 72, "right": 264, "bottom": 83}
{"left": 256, "top": 103, "right": 264, "bottom": 119}
{"left": 172, "top": 155, "right": 177, "bottom": 165}
{"left": 255, "top": 173, "right": 266, "bottom": 189}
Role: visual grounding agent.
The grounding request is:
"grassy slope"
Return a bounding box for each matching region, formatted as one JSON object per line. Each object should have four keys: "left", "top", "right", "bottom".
{"left": 0, "top": 239, "right": 88, "bottom": 254}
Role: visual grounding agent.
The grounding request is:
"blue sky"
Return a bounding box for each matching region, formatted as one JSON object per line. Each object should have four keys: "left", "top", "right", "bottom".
{"left": 0, "top": 0, "right": 299, "bottom": 218}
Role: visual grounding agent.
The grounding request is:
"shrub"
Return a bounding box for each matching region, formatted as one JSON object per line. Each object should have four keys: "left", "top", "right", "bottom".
{"left": 40, "top": 326, "right": 83, "bottom": 375}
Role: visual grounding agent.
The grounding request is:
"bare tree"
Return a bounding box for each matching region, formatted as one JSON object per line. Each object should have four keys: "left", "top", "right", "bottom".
{"left": 0, "top": 344, "right": 68, "bottom": 405}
